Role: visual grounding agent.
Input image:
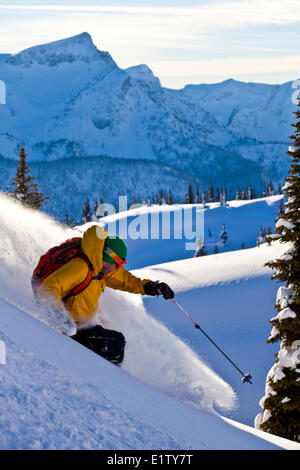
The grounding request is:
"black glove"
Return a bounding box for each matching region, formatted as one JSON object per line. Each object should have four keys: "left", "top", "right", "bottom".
{"left": 144, "top": 281, "right": 174, "bottom": 300}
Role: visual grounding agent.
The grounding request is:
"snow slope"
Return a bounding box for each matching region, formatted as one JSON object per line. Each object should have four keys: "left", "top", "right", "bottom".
{"left": 0, "top": 192, "right": 299, "bottom": 449}
{"left": 0, "top": 193, "right": 235, "bottom": 413}
{"left": 93, "top": 194, "right": 284, "bottom": 270}
{"left": 2, "top": 297, "right": 297, "bottom": 450}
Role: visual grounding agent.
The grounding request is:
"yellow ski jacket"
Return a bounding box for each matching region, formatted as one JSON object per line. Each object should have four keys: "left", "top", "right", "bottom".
{"left": 37, "top": 225, "right": 152, "bottom": 323}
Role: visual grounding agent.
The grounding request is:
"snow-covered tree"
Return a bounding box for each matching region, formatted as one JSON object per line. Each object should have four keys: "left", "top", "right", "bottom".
{"left": 257, "top": 226, "right": 266, "bottom": 246}
{"left": 247, "top": 185, "right": 256, "bottom": 200}
{"left": 220, "top": 186, "right": 227, "bottom": 206}
{"left": 219, "top": 223, "right": 228, "bottom": 245}
{"left": 276, "top": 199, "right": 285, "bottom": 222}
{"left": 11, "top": 146, "right": 49, "bottom": 210}
{"left": 194, "top": 237, "right": 207, "bottom": 257}
{"left": 255, "top": 98, "right": 300, "bottom": 443}
{"left": 267, "top": 179, "right": 274, "bottom": 196}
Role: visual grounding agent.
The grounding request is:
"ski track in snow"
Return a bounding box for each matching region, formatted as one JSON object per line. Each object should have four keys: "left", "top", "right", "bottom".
{"left": 0, "top": 194, "right": 236, "bottom": 416}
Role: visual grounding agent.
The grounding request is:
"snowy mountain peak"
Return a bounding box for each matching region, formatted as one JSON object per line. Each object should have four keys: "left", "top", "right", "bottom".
{"left": 126, "top": 64, "right": 161, "bottom": 88}
{"left": 5, "top": 32, "right": 116, "bottom": 68}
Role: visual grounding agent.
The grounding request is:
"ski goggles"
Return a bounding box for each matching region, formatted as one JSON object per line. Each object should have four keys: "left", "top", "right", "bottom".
{"left": 103, "top": 246, "right": 127, "bottom": 269}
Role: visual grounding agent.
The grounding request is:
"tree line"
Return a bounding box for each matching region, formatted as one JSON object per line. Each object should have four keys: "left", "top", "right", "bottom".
{"left": 5, "top": 146, "right": 281, "bottom": 225}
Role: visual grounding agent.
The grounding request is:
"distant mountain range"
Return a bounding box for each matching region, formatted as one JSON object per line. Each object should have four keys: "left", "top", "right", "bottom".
{"left": 0, "top": 32, "right": 297, "bottom": 220}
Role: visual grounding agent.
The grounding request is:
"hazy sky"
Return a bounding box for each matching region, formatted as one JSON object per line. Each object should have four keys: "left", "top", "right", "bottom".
{"left": 0, "top": 0, "right": 299, "bottom": 88}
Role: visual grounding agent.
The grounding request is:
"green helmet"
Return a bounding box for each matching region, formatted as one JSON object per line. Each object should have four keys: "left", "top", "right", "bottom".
{"left": 103, "top": 236, "right": 127, "bottom": 265}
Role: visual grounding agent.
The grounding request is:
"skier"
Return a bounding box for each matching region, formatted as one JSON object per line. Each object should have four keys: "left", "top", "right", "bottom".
{"left": 32, "top": 225, "right": 174, "bottom": 364}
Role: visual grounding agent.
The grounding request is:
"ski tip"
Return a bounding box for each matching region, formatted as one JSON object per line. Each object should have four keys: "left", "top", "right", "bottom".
{"left": 242, "top": 373, "right": 253, "bottom": 384}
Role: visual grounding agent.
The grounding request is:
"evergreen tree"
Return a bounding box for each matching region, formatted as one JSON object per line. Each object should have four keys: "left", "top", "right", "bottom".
{"left": 82, "top": 197, "right": 92, "bottom": 223}
{"left": 267, "top": 179, "right": 274, "bottom": 196}
{"left": 156, "top": 188, "right": 165, "bottom": 205}
{"left": 194, "top": 246, "right": 208, "bottom": 257}
{"left": 166, "top": 188, "right": 174, "bottom": 205}
{"left": 220, "top": 186, "right": 227, "bottom": 206}
{"left": 195, "top": 184, "right": 200, "bottom": 204}
{"left": 194, "top": 237, "right": 207, "bottom": 257}
{"left": 236, "top": 186, "right": 241, "bottom": 200}
{"left": 257, "top": 226, "right": 266, "bottom": 246}
{"left": 276, "top": 199, "right": 285, "bottom": 222}
{"left": 93, "top": 197, "right": 99, "bottom": 217}
{"left": 209, "top": 182, "right": 214, "bottom": 202}
{"left": 247, "top": 185, "right": 256, "bottom": 200}
{"left": 184, "top": 183, "right": 194, "bottom": 204}
{"left": 255, "top": 97, "right": 300, "bottom": 442}
{"left": 201, "top": 191, "right": 208, "bottom": 205}
{"left": 64, "top": 212, "right": 70, "bottom": 226}
{"left": 11, "top": 146, "right": 49, "bottom": 209}
{"left": 219, "top": 223, "right": 228, "bottom": 245}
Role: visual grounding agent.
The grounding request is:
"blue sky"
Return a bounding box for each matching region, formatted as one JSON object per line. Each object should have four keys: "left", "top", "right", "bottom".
{"left": 0, "top": 0, "right": 299, "bottom": 88}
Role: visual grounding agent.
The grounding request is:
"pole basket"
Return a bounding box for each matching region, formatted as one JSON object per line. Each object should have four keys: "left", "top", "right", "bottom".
{"left": 242, "top": 373, "right": 253, "bottom": 384}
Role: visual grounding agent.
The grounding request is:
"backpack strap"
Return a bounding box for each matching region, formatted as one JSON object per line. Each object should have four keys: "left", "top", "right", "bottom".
{"left": 61, "top": 252, "right": 104, "bottom": 303}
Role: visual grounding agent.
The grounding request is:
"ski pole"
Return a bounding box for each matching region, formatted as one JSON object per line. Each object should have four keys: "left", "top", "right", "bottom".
{"left": 171, "top": 298, "right": 253, "bottom": 384}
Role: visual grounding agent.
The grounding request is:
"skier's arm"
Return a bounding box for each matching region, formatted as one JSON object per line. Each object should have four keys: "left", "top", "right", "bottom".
{"left": 105, "top": 267, "right": 152, "bottom": 295}
{"left": 37, "top": 257, "right": 89, "bottom": 309}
